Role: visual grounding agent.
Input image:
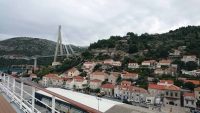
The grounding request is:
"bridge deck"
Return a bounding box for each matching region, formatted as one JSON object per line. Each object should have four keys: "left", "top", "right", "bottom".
{"left": 0, "top": 93, "right": 16, "bottom": 113}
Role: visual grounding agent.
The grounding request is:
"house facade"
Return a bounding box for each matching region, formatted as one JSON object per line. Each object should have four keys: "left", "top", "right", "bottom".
{"left": 89, "top": 79, "right": 102, "bottom": 89}
{"left": 141, "top": 60, "right": 156, "bottom": 67}
{"left": 108, "top": 72, "right": 119, "bottom": 84}
{"left": 123, "top": 73, "right": 138, "bottom": 80}
{"left": 157, "top": 80, "right": 174, "bottom": 86}
{"left": 90, "top": 71, "right": 108, "bottom": 81}
{"left": 154, "top": 68, "right": 164, "bottom": 75}
{"left": 194, "top": 87, "right": 200, "bottom": 100}
{"left": 183, "top": 92, "right": 196, "bottom": 109}
{"left": 181, "top": 55, "right": 199, "bottom": 65}
{"left": 148, "top": 84, "right": 166, "bottom": 97}
{"left": 164, "top": 85, "right": 181, "bottom": 106}
{"left": 112, "top": 61, "right": 121, "bottom": 67}
{"left": 68, "top": 69, "right": 80, "bottom": 78}
{"left": 128, "top": 63, "right": 139, "bottom": 69}
{"left": 100, "top": 83, "right": 115, "bottom": 96}
{"left": 104, "top": 59, "right": 113, "bottom": 65}
{"left": 83, "top": 62, "right": 96, "bottom": 72}
{"left": 52, "top": 77, "right": 63, "bottom": 87}
{"left": 73, "top": 76, "right": 87, "bottom": 89}
{"left": 42, "top": 74, "right": 57, "bottom": 87}
{"left": 158, "top": 60, "right": 172, "bottom": 66}
{"left": 64, "top": 79, "right": 73, "bottom": 89}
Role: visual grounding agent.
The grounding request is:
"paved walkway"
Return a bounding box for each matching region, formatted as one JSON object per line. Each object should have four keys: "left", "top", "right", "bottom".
{"left": 0, "top": 93, "right": 16, "bottom": 113}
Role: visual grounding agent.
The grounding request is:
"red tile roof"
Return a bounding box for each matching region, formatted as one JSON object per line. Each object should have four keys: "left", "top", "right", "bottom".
{"left": 159, "top": 60, "right": 171, "bottom": 63}
{"left": 53, "top": 77, "right": 62, "bottom": 80}
{"left": 90, "top": 79, "right": 101, "bottom": 83}
{"left": 174, "top": 49, "right": 180, "bottom": 53}
{"left": 44, "top": 74, "right": 55, "bottom": 78}
{"left": 30, "top": 74, "right": 36, "bottom": 76}
{"left": 164, "top": 85, "right": 180, "bottom": 91}
{"left": 160, "top": 80, "right": 174, "bottom": 84}
{"left": 124, "top": 73, "right": 138, "bottom": 77}
{"left": 101, "top": 83, "right": 115, "bottom": 89}
{"left": 155, "top": 68, "right": 163, "bottom": 71}
{"left": 104, "top": 59, "right": 113, "bottom": 61}
{"left": 132, "top": 86, "right": 148, "bottom": 93}
{"left": 113, "top": 73, "right": 119, "bottom": 77}
{"left": 121, "top": 80, "right": 131, "bottom": 85}
{"left": 183, "top": 92, "right": 195, "bottom": 98}
{"left": 68, "top": 69, "right": 77, "bottom": 73}
{"left": 143, "top": 60, "right": 156, "bottom": 63}
{"left": 92, "top": 71, "right": 108, "bottom": 76}
{"left": 185, "top": 80, "right": 200, "bottom": 85}
{"left": 119, "top": 85, "right": 147, "bottom": 93}
{"left": 183, "top": 55, "right": 196, "bottom": 58}
{"left": 148, "top": 84, "right": 166, "bottom": 90}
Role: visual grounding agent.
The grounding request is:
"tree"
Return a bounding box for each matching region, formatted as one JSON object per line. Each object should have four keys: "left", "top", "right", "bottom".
{"left": 152, "top": 78, "right": 159, "bottom": 84}
{"left": 183, "top": 82, "right": 195, "bottom": 91}
{"left": 160, "top": 49, "right": 169, "bottom": 58}
{"left": 128, "top": 45, "right": 138, "bottom": 54}
{"left": 174, "top": 80, "right": 184, "bottom": 87}
{"left": 116, "top": 76, "right": 122, "bottom": 83}
{"left": 186, "top": 61, "right": 198, "bottom": 71}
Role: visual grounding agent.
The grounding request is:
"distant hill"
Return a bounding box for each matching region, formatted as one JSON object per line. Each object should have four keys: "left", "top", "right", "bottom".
{"left": 0, "top": 37, "right": 87, "bottom": 56}
{"left": 88, "top": 25, "right": 200, "bottom": 59}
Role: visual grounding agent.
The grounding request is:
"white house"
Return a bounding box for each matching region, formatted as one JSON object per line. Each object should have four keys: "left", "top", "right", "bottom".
{"left": 42, "top": 74, "right": 57, "bottom": 87}
{"left": 83, "top": 62, "right": 96, "bottom": 72}
{"left": 52, "top": 76, "right": 63, "bottom": 87}
{"left": 112, "top": 61, "right": 121, "bottom": 67}
{"left": 104, "top": 59, "right": 113, "bottom": 65}
{"left": 68, "top": 68, "right": 80, "bottom": 78}
{"left": 90, "top": 71, "right": 108, "bottom": 81}
{"left": 157, "top": 80, "right": 174, "bottom": 86}
{"left": 128, "top": 63, "right": 139, "bottom": 69}
{"left": 158, "top": 60, "right": 172, "bottom": 66}
{"left": 123, "top": 73, "right": 138, "bottom": 80}
{"left": 90, "top": 79, "right": 102, "bottom": 89}
{"left": 65, "top": 78, "right": 74, "bottom": 89}
{"left": 141, "top": 60, "right": 156, "bottom": 67}
{"left": 181, "top": 55, "right": 199, "bottom": 65}
{"left": 73, "top": 76, "right": 87, "bottom": 89}
{"left": 154, "top": 68, "right": 164, "bottom": 75}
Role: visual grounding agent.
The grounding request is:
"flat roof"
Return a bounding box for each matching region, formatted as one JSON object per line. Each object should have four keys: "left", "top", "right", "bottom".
{"left": 36, "top": 88, "right": 122, "bottom": 112}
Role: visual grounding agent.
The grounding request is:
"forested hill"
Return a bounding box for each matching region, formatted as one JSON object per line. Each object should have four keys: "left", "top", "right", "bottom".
{"left": 0, "top": 37, "right": 87, "bottom": 56}
{"left": 89, "top": 25, "right": 200, "bottom": 58}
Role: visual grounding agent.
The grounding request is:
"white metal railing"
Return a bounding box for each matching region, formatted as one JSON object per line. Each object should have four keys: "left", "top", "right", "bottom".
{"left": 0, "top": 72, "right": 60, "bottom": 113}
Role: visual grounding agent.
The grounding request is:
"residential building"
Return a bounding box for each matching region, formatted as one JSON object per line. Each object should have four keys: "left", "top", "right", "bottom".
{"left": 157, "top": 80, "right": 174, "bottom": 86}
{"left": 183, "top": 92, "right": 196, "bottom": 109}
{"left": 114, "top": 85, "right": 148, "bottom": 102}
{"left": 60, "top": 73, "right": 68, "bottom": 78}
{"left": 68, "top": 68, "right": 80, "bottom": 78}
{"left": 30, "top": 73, "right": 37, "bottom": 80}
{"left": 108, "top": 72, "right": 119, "bottom": 84}
{"left": 141, "top": 60, "right": 156, "bottom": 67}
{"left": 89, "top": 79, "right": 102, "bottom": 89}
{"left": 194, "top": 87, "right": 200, "bottom": 100}
{"left": 100, "top": 83, "right": 116, "bottom": 96}
{"left": 123, "top": 73, "right": 138, "bottom": 80}
{"left": 164, "top": 85, "right": 181, "bottom": 106}
{"left": 64, "top": 78, "right": 73, "bottom": 89}
{"left": 104, "top": 59, "right": 113, "bottom": 65}
{"left": 52, "top": 76, "right": 63, "bottom": 87}
{"left": 121, "top": 80, "right": 131, "bottom": 86}
{"left": 73, "top": 76, "right": 87, "bottom": 89}
{"left": 128, "top": 63, "right": 139, "bottom": 69}
{"left": 148, "top": 84, "right": 166, "bottom": 97}
{"left": 154, "top": 68, "right": 164, "bottom": 75}
{"left": 90, "top": 71, "right": 108, "bottom": 82}
{"left": 169, "top": 49, "right": 181, "bottom": 57}
{"left": 42, "top": 74, "right": 57, "bottom": 87}
{"left": 112, "top": 61, "right": 121, "bottom": 67}
{"left": 158, "top": 60, "right": 172, "bottom": 66}
{"left": 181, "top": 55, "right": 199, "bottom": 65}
{"left": 83, "top": 62, "right": 96, "bottom": 72}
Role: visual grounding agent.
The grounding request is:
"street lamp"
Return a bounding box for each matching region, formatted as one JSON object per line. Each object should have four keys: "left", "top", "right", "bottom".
{"left": 96, "top": 97, "right": 102, "bottom": 111}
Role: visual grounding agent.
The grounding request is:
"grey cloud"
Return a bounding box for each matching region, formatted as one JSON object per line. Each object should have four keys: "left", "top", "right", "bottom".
{"left": 0, "top": 0, "right": 199, "bottom": 46}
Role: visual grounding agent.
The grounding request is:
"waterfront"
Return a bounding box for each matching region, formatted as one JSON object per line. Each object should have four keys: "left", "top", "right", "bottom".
{"left": 0, "top": 68, "right": 26, "bottom": 72}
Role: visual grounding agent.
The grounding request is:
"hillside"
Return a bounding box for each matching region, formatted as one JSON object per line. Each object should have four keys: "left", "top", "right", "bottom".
{"left": 0, "top": 37, "right": 87, "bottom": 57}
{"left": 88, "top": 25, "right": 200, "bottom": 60}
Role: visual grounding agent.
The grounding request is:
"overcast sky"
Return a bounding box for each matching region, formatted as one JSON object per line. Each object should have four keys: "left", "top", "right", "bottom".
{"left": 0, "top": 0, "right": 200, "bottom": 46}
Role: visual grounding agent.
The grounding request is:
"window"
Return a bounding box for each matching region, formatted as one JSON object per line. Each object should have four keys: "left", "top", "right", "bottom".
{"left": 199, "top": 92, "right": 200, "bottom": 94}
{"left": 186, "top": 100, "right": 188, "bottom": 104}
{"left": 166, "top": 92, "right": 168, "bottom": 95}
{"left": 175, "top": 104, "right": 177, "bottom": 106}
{"left": 192, "top": 101, "right": 194, "bottom": 105}
{"left": 175, "top": 93, "right": 178, "bottom": 97}
{"left": 127, "top": 92, "right": 129, "bottom": 94}
{"left": 171, "top": 93, "right": 173, "bottom": 97}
